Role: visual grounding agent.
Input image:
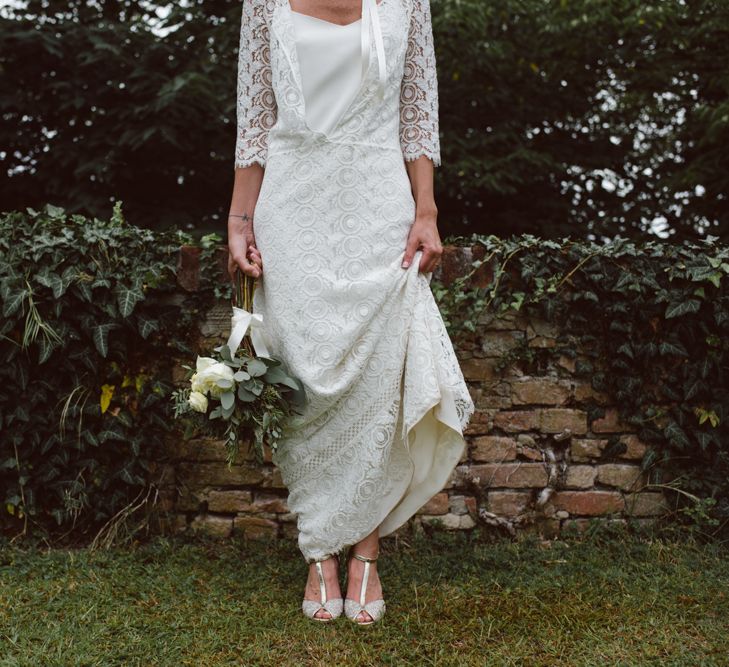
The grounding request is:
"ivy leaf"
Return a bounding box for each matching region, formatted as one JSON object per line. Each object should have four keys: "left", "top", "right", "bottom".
{"left": 92, "top": 323, "right": 116, "bottom": 357}
{"left": 665, "top": 299, "right": 700, "bottom": 319}
{"left": 116, "top": 285, "right": 145, "bottom": 318}
{"left": 664, "top": 422, "right": 691, "bottom": 450}
{"left": 659, "top": 340, "right": 689, "bottom": 357}
{"left": 137, "top": 314, "right": 159, "bottom": 339}
{"left": 37, "top": 336, "right": 56, "bottom": 364}
{"left": 2, "top": 288, "right": 27, "bottom": 317}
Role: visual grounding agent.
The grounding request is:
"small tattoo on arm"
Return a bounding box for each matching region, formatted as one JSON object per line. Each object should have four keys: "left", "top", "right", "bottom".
{"left": 229, "top": 213, "right": 252, "bottom": 222}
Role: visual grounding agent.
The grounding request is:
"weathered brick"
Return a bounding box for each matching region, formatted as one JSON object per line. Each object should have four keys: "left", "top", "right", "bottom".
{"left": 597, "top": 464, "right": 647, "bottom": 491}
{"left": 516, "top": 434, "right": 544, "bottom": 462}
{"left": 487, "top": 490, "right": 532, "bottom": 515}
{"left": 190, "top": 514, "right": 232, "bottom": 538}
{"left": 205, "top": 490, "right": 253, "bottom": 513}
{"left": 512, "top": 378, "right": 570, "bottom": 406}
{"left": 449, "top": 495, "right": 472, "bottom": 515}
{"left": 528, "top": 319, "right": 559, "bottom": 337}
{"left": 563, "top": 517, "right": 627, "bottom": 532}
{"left": 618, "top": 435, "right": 648, "bottom": 461}
{"left": 416, "top": 492, "right": 448, "bottom": 515}
{"left": 250, "top": 493, "right": 289, "bottom": 513}
{"left": 557, "top": 355, "right": 577, "bottom": 373}
{"left": 570, "top": 438, "right": 607, "bottom": 461}
{"left": 477, "top": 308, "right": 528, "bottom": 330}
{"left": 421, "top": 513, "right": 476, "bottom": 530}
{"left": 528, "top": 335, "right": 557, "bottom": 349}
{"left": 464, "top": 410, "right": 492, "bottom": 436}
{"left": 166, "top": 438, "right": 230, "bottom": 462}
{"left": 493, "top": 410, "right": 539, "bottom": 432}
{"left": 624, "top": 492, "right": 670, "bottom": 517}
{"left": 573, "top": 382, "right": 610, "bottom": 405}
{"left": 177, "top": 245, "right": 201, "bottom": 292}
{"left": 177, "top": 462, "right": 264, "bottom": 487}
{"left": 591, "top": 407, "right": 632, "bottom": 433}
{"left": 539, "top": 409, "right": 588, "bottom": 435}
{"left": 471, "top": 436, "right": 518, "bottom": 462}
{"left": 480, "top": 331, "right": 524, "bottom": 357}
{"left": 551, "top": 491, "right": 624, "bottom": 515}
{"left": 564, "top": 465, "right": 597, "bottom": 489}
{"left": 233, "top": 515, "right": 279, "bottom": 538}
{"left": 476, "top": 394, "right": 514, "bottom": 410}
{"left": 467, "top": 463, "right": 548, "bottom": 488}
{"left": 460, "top": 358, "right": 500, "bottom": 381}
{"left": 260, "top": 466, "right": 286, "bottom": 489}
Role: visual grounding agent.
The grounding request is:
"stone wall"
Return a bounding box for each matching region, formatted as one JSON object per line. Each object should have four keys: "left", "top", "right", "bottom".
{"left": 151, "top": 244, "right": 670, "bottom": 542}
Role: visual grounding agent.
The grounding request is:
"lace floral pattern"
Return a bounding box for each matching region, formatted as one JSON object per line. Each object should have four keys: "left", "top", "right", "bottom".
{"left": 234, "top": 0, "right": 472, "bottom": 562}
{"left": 399, "top": 0, "right": 441, "bottom": 166}
{"left": 234, "top": 0, "right": 277, "bottom": 169}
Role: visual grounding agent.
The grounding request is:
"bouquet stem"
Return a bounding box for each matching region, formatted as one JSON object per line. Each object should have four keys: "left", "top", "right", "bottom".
{"left": 234, "top": 268, "right": 256, "bottom": 357}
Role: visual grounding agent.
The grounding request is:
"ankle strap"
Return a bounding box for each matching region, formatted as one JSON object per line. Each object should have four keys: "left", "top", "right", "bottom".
{"left": 352, "top": 551, "right": 378, "bottom": 563}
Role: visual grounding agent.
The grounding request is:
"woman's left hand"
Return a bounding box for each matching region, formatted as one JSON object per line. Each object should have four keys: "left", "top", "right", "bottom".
{"left": 401, "top": 208, "right": 442, "bottom": 273}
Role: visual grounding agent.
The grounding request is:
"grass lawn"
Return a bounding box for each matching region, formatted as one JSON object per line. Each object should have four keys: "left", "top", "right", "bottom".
{"left": 0, "top": 522, "right": 727, "bottom": 666}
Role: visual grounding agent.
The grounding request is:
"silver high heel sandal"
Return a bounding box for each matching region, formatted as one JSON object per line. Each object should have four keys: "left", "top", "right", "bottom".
{"left": 344, "top": 550, "right": 386, "bottom": 625}
{"left": 301, "top": 553, "right": 343, "bottom": 622}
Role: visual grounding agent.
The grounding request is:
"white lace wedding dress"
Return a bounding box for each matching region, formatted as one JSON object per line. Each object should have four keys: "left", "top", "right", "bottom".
{"left": 234, "top": 0, "right": 475, "bottom": 563}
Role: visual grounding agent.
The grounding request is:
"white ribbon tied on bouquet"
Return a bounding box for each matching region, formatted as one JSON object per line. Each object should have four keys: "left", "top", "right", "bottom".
{"left": 227, "top": 305, "right": 271, "bottom": 358}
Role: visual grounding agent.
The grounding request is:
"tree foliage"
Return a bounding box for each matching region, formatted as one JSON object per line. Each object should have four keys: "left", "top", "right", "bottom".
{"left": 1, "top": 0, "right": 727, "bottom": 240}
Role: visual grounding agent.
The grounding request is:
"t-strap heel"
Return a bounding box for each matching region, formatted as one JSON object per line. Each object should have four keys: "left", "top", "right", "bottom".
{"left": 344, "top": 551, "right": 386, "bottom": 625}
{"left": 302, "top": 553, "right": 343, "bottom": 622}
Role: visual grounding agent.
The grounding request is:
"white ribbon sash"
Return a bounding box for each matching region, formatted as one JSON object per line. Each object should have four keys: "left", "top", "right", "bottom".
{"left": 227, "top": 305, "right": 271, "bottom": 358}
{"left": 361, "top": 0, "right": 387, "bottom": 100}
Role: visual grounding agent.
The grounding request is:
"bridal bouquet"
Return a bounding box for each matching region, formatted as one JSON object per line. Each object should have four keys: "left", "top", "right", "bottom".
{"left": 171, "top": 268, "right": 306, "bottom": 466}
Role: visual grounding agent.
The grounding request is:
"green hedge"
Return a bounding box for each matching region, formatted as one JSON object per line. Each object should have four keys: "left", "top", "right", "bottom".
{"left": 0, "top": 204, "right": 222, "bottom": 543}
{"left": 1, "top": 206, "right": 727, "bottom": 543}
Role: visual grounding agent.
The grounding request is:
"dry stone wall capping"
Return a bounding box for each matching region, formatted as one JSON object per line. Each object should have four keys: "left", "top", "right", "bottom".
{"left": 150, "top": 244, "right": 671, "bottom": 542}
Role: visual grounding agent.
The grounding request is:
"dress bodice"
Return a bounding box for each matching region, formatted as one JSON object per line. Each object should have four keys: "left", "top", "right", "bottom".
{"left": 290, "top": 11, "right": 363, "bottom": 137}
{"left": 234, "top": 0, "right": 442, "bottom": 167}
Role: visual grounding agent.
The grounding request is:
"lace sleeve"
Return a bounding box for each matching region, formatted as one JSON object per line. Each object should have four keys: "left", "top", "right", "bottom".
{"left": 234, "top": 0, "right": 277, "bottom": 169}
{"left": 399, "top": 0, "right": 441, "bottom": 167}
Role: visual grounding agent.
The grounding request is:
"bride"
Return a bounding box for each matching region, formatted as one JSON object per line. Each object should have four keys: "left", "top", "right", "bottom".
{"left": 226, "top": 0, "right": 474, "bottom": 625}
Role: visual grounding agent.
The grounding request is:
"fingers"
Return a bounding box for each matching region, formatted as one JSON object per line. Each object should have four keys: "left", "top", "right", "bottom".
{"left": 248, "top": 245, "right": 262, "bottom": 269}
{"left": 419, "top": 246, "right": 442, "bottom": 273}
{"left": 402, "top": 236, "right": 442, "bottom": 273}
{"left": 401, "top": 231, "right": 420, "bottom": 269}
{"left": 228, "top": 248, "right": 261, "bottom": 280}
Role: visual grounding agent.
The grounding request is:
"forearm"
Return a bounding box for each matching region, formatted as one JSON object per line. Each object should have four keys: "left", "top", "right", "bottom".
{"left": 228, "top": 163, "right": 265, "bottom": 231}
{"left": 404, "top": 155, "right": 438, "bottom": 221}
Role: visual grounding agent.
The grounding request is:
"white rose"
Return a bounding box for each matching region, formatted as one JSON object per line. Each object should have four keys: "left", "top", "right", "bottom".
{"left": 191, "top": 356, "right": 218, "bottom": 393}
{"left": 188, "top": 391, "right": 208, "bottom": 413}
{"left": 192, "top": 360, "right": 235, "bottom": 398}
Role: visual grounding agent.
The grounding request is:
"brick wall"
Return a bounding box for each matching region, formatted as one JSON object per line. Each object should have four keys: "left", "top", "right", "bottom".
{"left": 150, "top": 244, "right": 670, "bottom": 542}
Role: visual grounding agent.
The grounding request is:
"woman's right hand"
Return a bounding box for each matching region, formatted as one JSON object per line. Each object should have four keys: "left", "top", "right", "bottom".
{"left": 228, "top": 214, "right": 263, "bottom": 281}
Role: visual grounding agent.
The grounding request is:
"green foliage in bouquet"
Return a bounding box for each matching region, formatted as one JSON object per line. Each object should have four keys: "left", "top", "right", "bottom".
{"left": 171, "top": 269, "right": 306, "bottom": 466}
